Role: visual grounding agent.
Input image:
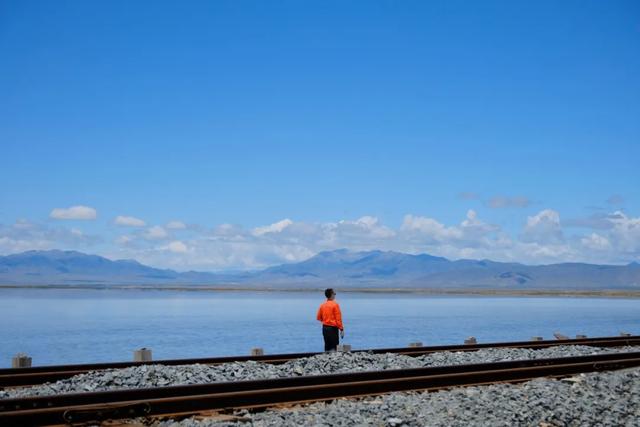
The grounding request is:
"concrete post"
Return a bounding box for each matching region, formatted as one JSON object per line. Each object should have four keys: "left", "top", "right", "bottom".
{"left": 133, "top": 348, "right": 152, "bottom": 362}
{"left": 576, "top": 334, "right": 587, "bottom": 339}
{"left": 337, "top": 344, "right": 352, "bottom": 352}
{"left": 409, "top": 342, "right": 423, "bottom": 347}
{"left": 464, "top": 337, "right": 477, "bottom": 345}
{"left": 531, "top": 336, "right": 543, "bottom": 341}
{"left": 250, "top": 347, "right": 264, "bottom": 356}
{"left": 12, "top": 353, "right": 32, "bottom": 368}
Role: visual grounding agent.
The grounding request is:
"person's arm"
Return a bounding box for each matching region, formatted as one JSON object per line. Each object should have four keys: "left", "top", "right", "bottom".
{"left": 334, "top": 303, "right": 344, "bottom": 331}
{"left": 316, "top": 305, "right": 323, "bottom": 322}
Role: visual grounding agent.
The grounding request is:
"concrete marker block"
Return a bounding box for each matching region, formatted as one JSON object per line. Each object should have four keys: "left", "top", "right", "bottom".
{"left": 620, "top": 332, "right": 632, "bottom": 337}
{"left": 134, "top": 348, "right": 152, "bottom": 362}
{"left": 337, "top": 344, "right": 352, "bottom": 352}
{"left": 408, "top": 342, "right": 423, "bottom": 347}
{"left": 531, "top": 336, "right": 544, "bottom": 341}
{"left": 250, "top": 347, "right": 264, "bottom": 356}
{"left": 576, "top": 334, "right": 587, "bottom": 339}
{"left": 553, "top": 332, "right": 569, "bottom": 340}
{"left": 12, "top": 353, "right": 32, "bottom": 368}
{"left": 464, "top": 337, "right": 477, "bottom": 345}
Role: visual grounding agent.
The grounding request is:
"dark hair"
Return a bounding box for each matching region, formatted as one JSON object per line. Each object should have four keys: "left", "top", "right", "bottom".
{"left": 324, "top": 288, "right": 334, "bottom": 299}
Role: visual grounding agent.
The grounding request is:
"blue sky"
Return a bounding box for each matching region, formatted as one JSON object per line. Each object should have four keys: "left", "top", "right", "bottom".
{"left": 1, "top": 0, "right": 639, "bottom": 270}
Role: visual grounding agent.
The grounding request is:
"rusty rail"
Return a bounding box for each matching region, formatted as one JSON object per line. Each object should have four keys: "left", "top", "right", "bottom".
{"left": 1, "top": 350, "right": 640, "bottom": 426}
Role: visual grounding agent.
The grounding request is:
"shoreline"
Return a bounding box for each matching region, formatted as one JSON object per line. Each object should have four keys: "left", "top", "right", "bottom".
{"left": 1, "top": 284, "right": 640, "bottom": 298}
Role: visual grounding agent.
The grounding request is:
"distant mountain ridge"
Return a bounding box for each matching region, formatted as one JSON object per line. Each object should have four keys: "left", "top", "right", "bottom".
{"left": 0, "top": 250, "right": 221, "bottom": 285}
{"left": 258, "top": 249, "right": 640, "bottom": 290}
{"left": 0, "top": 249, "right": 639, "bottom": 290}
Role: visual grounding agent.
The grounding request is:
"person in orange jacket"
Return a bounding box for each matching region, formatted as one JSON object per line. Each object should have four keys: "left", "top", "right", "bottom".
{"left": 316, "top": 288, "right": 344, "bottom": 351}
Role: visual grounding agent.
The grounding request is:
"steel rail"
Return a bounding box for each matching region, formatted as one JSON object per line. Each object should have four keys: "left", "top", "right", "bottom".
{"left": 1, "top": 335, "right": 638, "bottom": 388}
{"left": 1, "top": 351, "right": 640, "bottom": 426}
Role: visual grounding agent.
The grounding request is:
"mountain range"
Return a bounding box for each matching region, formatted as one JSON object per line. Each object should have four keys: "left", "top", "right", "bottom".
{"left": 0, "top": 249, "right": 639, "bottom": 290}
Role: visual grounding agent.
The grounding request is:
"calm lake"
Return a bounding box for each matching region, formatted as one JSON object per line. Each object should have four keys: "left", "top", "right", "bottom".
{"left": 1, "top": 288, "right": 639, "bottom": 367}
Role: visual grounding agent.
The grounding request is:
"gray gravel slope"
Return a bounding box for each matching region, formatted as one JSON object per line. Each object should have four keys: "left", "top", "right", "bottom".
{"left": 161, "top": 367, "right": 640, "bottom": 427}
{"left": 2, "top": 345, "right": 639, "bottom": 400}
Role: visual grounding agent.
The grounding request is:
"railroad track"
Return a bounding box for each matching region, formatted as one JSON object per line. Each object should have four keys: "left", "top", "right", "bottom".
{"left": 1, "top": 350, "right": 640, "bottom": 426}
{"left": 1, "top": 334, "right": 638, "bottom": 388}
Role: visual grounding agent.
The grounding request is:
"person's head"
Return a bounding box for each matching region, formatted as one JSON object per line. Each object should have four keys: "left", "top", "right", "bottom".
{"left": 324, "top": 288, "right": 336, "bottom": 300}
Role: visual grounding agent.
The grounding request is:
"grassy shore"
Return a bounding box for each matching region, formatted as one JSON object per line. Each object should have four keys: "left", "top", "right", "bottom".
{"left": 1, "top": 284, "right": 640, "bottom": 298}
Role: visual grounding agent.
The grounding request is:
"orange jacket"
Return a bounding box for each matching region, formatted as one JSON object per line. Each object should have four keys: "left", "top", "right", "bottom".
{"left": 316, "top": 300, "right": 343, "bottom": 330}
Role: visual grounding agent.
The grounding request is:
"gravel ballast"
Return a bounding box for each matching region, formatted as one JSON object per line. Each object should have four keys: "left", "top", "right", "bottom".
{"left": 1, "top": 345, "right": 639, "bottom": 400}
{"left": 161, "top": 367, "right": 640, "bottom": 427}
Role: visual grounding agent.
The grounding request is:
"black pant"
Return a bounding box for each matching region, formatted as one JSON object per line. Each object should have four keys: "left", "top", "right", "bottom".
{"left": 322, "top": 325, "right": 340, "bottom": 351}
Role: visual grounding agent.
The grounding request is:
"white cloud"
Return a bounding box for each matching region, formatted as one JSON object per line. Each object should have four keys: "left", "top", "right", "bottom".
{"left": 563, "top": 213, "right": 616, "bottom": 230}
{"left": 0, "top": 220, "right": 101, "bottom": 255}
{"left": 116, "top": 235, "right": 133, "bottom": 245}
{"left": 401, "top": 210, "right": 498, "bottom": 246}
{"left": 6, "top": 207, "right": 640, "bottom": 271}
{"left": 253, "top": 219, "right": 293, "bottom": 236}
{"left": 581, "top": 233, "right": 611, "bottom": 251}
{"left": 460, "top": 209, "right": 499, "bottom": 236}
{"left": 144, "top": 226, "right": 168, "bottom": 240}
{"left": 606, "top": 211, "right": 640, "bottom": 254}
{"left": 114, "top": 215, "right": 146, "bottom": 227}
{"left": 14, "top": 219, "right": 35, "bottom": 230}
{"left": 50, "top": 205, "right": 97, "bottom": 220}
{"left": 211, "top": 223, "right": 247, "bottom": 240}
{"left": 333, "top": 216, "right": 396, "bottom": 240}
{"left": 521, "top": 209, "right": 564, "bottom": 244}
{"left": 166, "top": 241, "right": 188, "bottom": 253}
{"left": 0, "top": 235, "right": 51, "bottom": 253}
{"left": 401, "top": 215, "right": 462, "bottom": 242}
{"left": 166, "top": 220, "right": 186, "bottom": 230}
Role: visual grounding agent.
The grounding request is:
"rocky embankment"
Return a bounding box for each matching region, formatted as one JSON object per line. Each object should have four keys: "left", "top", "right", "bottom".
{"left": 2, "top": 346, "right": 639, "bottom": 426}
{"left": 165, "top": 367, "right": 640, "bottom": 426}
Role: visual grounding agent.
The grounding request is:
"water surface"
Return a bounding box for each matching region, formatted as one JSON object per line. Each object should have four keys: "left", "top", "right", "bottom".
{"left": 1, "top": 288, "right": 638, "bottom": 367}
